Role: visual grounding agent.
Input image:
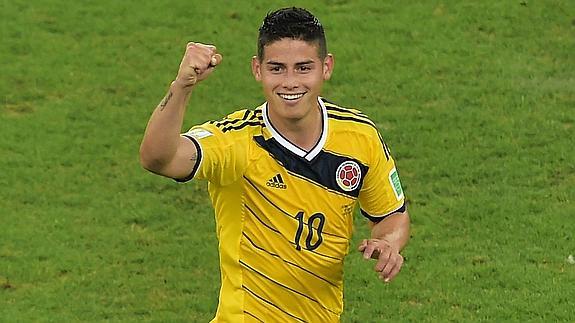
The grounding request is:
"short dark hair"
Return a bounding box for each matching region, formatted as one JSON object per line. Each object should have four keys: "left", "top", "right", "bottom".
{"left": 257, "top": 7, "right": 327, "bottom": 61}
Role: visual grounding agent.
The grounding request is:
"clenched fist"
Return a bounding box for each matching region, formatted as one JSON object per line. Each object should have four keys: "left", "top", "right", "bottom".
{"left": 175, "top": 42, "right": 223, "bottom": 89}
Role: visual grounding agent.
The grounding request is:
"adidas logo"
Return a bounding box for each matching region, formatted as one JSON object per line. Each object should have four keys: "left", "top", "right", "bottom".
{"left": 266, "top": 174, "right": 287, "bottom": 189}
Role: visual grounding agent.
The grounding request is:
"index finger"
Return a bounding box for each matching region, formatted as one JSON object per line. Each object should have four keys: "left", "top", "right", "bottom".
{"left": 195, "top": 43, "right": 217, "bottom": 54}
{"left": 362, "top": 242, "right": 380, "bottom": 260}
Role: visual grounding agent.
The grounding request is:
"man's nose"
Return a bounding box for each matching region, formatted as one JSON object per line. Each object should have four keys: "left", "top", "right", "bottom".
{"left": 282, "top": 70, "right": 299, "bottom": 90}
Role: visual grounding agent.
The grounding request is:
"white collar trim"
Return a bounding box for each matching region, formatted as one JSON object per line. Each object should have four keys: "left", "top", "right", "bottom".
{"left": 262, "top": 97, "right": 328, "bottom": 161}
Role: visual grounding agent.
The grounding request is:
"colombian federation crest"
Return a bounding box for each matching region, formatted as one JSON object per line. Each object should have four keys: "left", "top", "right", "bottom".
{"left": 336, "top": 161, "right": 361, "bottom": 192}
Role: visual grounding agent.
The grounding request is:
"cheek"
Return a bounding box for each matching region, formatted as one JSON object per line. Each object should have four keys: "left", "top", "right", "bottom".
{"left": 263, "top": 81, "right": 278, "bottom": 91}
{"left": 304, "top": 75, "right": 324, "bottom": 89}
{"left": 260, "top": 80, "right": 279, "bottom": 95}
{"left": 262, "top": 76, "right": 282, "bottom": 89}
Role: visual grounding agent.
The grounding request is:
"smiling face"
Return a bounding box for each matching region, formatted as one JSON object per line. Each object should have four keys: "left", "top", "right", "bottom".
{"left": 252, "top": 38, "right": 334, "bottom": 123}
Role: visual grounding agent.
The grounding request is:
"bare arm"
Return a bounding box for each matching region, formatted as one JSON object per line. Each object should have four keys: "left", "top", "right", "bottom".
{"left": 358, "top": 210, "right": 410, "bottom": 282}
{"left": 139, "top": 42, "right": 222, "bottom": 179}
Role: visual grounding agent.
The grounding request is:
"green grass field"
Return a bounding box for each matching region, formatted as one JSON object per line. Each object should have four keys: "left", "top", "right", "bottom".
{"left": 2, "top": 0, "right": 574, "bottom": 321}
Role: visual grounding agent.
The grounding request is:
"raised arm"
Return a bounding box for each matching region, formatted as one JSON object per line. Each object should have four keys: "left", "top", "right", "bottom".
{"left": 139, "top": 42, "right": 222, "bottom": 179}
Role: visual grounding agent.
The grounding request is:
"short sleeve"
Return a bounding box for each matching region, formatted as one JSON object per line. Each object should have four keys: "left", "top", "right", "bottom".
{"left": 180, "top": 120, "right": 249, "bottom": 186}
{"left": 358, "top": 130, "right": 406, "bottom": 222}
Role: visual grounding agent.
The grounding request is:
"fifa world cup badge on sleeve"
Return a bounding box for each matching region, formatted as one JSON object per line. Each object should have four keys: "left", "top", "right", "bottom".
{"left": 389, "top": 167, "right": 404, "bottom": 200}
{"left": 185, "top": 128, "right": 213, "bottom": 139}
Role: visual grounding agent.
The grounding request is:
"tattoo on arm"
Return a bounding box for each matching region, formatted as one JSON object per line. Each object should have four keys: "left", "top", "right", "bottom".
{"left": 159, "top": 91, "right": 173, "bottom": 111}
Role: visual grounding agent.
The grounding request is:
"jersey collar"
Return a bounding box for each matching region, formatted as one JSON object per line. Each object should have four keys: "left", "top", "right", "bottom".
{"left": 262, "top": 97, "right": 328, "bottom": 162}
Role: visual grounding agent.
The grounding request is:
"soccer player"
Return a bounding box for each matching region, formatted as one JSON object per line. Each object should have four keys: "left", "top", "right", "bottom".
{"left": 140, "top": 7, "right": 410, "bottom": 322}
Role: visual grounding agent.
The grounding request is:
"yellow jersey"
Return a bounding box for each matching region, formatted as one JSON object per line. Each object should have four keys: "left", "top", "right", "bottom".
{"left": 180, "top": 97, "right": 405, "bottom": 322}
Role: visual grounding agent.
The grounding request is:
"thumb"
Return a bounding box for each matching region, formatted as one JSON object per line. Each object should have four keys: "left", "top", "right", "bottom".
{"left": 209, "top": 53, "right": 223, "bottom": 67}
{"left": 197, "top": 53, "right": 223, "bottom": 81}
{"left": 358, "top": 239, "right": 368, "bottom": 251}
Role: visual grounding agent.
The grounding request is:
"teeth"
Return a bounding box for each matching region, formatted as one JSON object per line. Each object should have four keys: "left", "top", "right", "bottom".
{"left": 279, "top": 93, "right": 304, "bottom": 100}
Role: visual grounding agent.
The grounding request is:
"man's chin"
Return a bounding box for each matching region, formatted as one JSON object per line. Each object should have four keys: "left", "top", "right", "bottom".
{"left": 277, "top": 106, "right": 316, "bottom": 123}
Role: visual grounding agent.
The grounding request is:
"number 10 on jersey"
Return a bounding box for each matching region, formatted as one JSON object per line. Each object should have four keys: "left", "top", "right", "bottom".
{"left": 293, "top": 212, "right": 326, "bottom": 251}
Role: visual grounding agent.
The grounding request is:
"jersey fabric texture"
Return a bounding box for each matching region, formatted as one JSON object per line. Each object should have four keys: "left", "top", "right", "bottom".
{"left": 180, "top": 97, "right": 405, "bottom": 323}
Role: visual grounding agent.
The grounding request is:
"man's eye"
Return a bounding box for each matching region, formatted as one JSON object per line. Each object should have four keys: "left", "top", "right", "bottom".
{"left": 299, "top": 65, "right": 311, "bottom": 72}
{"left": 270, "top": 66, "right": 282, "bottom": 72}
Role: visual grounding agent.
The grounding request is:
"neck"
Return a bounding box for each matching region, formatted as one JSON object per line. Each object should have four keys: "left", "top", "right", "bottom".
{"left": 267, "top": 102, "right": 322, "bottom": 152}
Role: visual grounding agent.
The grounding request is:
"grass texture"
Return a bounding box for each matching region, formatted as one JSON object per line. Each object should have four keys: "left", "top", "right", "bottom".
{"left": 1, "top": 0, "right": 574, "bottom": 321}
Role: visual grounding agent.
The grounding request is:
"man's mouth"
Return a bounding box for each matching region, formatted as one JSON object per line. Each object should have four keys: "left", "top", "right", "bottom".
{"left": 278, "top": 93, "right": 305, "bottom": 101}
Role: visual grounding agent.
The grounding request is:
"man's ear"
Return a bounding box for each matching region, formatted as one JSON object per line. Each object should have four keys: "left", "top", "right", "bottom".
{"left": 251, "top": 56, "right": 262, "bottom": 81}
{"left": 323, "top": 54, "right": 334, "bottom": 81}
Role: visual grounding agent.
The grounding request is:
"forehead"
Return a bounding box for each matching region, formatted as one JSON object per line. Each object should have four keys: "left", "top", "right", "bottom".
{"left": 261, "top": 38, "right": 322, "bottom": 62}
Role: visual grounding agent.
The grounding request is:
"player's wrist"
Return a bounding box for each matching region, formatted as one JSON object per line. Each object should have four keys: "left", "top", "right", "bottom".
{"left": 171, "top": 78, "right": 195, "bottom": 94}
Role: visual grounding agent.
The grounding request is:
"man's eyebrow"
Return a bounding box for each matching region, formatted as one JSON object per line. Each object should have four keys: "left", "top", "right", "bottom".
{"left": 265, "top": 60, "right": 316, "bottom": 66}
{"left": 295, "top": 60, "right": 315, "bottom": 65}
{"left": 265, "top": 61, "right": 285, "bottom": 66}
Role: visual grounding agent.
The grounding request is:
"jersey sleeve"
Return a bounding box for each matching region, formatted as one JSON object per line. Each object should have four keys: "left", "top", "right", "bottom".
{"left": 358, "top": 129, "right": 406, "bottom": 222}
{"left": 178, "top": 116, "right": 249, "bottom": 186}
